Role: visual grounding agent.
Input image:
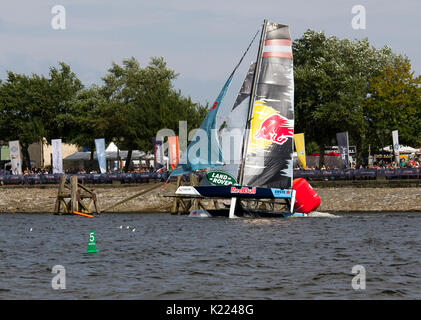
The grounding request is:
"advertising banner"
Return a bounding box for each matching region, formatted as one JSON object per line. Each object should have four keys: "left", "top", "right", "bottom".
{"left": 153, "top": 137, "right": 164, "bottom": 169}
{"left": 336, "top": 131, "right": 350, "bottom": 168}
{"left": 392, "top": 130, "right": 400, "bottom": 163}
{"left": 294, "top": 133, "right": 306, "bottom": 169}
{"left": 51, "top": 139, "right": 63, "bottom": 174}
{"left": 168, "top": 136, "right": 179, "bottom": 171}
{"left": 8, "top": 140, "right": 22, "bottom": 175}
{"left": 95, "top": 138, "right": 107, "bottom": 173}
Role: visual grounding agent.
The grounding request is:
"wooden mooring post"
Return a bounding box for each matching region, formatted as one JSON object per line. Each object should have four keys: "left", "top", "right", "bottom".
{"left": 168, "top": 174, "right": 280, "bottom": 215}
{"left": 170, "top": 173, "right": 215, "bottom": 215}
{"left": 171, "top": 176, "right": 190, "bottom": 215}
{"left": 54, "top": 175, "right": 101, "bottom": 215}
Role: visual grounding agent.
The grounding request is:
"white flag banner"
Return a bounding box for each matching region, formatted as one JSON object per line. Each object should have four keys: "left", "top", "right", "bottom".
{"left": 392, "top": 130, "right": 400, "bottom": 163}
{"left": 8, "top": 140, "right": 22, "bottom": 175}
{"left": 95, "top": 138, "right": 107, "bottom": 174}
{"left": 52, "top": 139, "right": 63, "bottom": 174}
{"left": 336, "top": 131, "right": 350, "bottom": 168}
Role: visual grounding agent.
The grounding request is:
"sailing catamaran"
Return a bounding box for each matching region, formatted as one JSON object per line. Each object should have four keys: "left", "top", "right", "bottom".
{"left": 169, "top": 20, "right": 320, "bottom": 218}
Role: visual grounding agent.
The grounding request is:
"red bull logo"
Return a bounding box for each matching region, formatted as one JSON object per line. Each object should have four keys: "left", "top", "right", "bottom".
{"left": 230, "top": 186, "right": 256, "bottom": 194}
{"left": 254, "top": 114, "right": 293, "bottom": 146}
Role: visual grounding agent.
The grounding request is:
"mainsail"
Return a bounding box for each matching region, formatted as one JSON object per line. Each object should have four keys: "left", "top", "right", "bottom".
{"left": 239, "top": 21, "right": 295, "bottom": 189}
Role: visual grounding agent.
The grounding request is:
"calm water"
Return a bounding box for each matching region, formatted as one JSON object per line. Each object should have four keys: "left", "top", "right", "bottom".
{"left": 0, "top": 212, "right": 420, "bottom": 299}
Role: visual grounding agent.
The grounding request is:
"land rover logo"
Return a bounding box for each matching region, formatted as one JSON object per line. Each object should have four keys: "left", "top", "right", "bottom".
{"left": 206, "top": 171, "right": 236, "bottom": 186}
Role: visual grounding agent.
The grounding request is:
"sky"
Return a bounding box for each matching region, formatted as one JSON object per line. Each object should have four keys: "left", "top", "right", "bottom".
{"left": 0, "top": 0, "right": 420, "bottom": 108}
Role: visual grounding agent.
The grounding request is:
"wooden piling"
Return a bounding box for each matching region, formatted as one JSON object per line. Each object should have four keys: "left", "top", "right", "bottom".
{"left": 190, "top": 173, "right": 200, "bottom": 211}
{"left": 169, "top": 173, "right": 212, "bottom": 215}
{"left": 70, "top": 176, "right": 78, "bottom": 213}
{"left": 171, "top": 176, "right": 182, "bottom": 214}
{"left": 54, "top": 175, "right": 101, "bottom": 215}
{"left": 54, "top": 176, "right": 67, "bottom": 215}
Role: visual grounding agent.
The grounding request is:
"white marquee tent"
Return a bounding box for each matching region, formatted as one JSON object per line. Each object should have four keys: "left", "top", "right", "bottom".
{"left": 381, "top": 145, "right": 419, "bottom": 154}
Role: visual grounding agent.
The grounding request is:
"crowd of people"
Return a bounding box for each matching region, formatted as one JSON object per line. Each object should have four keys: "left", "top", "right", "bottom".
{"left": 8, "top": 164, "right": 165, "bottom": 175}
{"left": 295, "top": 157, "right": 421, "bottom": 171}
{"left": 5, "top": 155, "right": 421, "bottom": 175}
{"left": 63, "top": 165, "right": 158, "bottom": 174}
{"left": 23, "top": 166, "right": 51, "bottom": 175}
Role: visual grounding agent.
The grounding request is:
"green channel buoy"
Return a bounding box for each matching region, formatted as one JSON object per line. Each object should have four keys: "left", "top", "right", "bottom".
{"left": 86, "top": 229, "right": 99, "bottom": 253}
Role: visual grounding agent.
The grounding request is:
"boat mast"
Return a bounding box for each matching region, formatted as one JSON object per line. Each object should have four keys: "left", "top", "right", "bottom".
{"left": 238, "top": 19, "right": 268, "bottom": 186}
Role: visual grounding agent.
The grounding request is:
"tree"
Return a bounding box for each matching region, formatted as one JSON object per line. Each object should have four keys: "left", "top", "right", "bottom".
{"left": 44, "top": 62, "right": 83, "bottom": 141}
{"left": 58, "top": 86, "right": 108, "bottom": 171}
{"left": 365, "top": 58, "right": 421, "bottom": 152}
{"left": 0, "top": 72, "right": 49, "bottom": 169}
{"left": 293, "top": 30, "right": 401, "bottom": 167}
{"left": 0, "top": 62, "right": 82, "bottom": 169}
{"left": 100, "top": 56, "right": 207, "bottom": 172}
{"left": 99, "top": 57, "right": 176, "bottom": 171}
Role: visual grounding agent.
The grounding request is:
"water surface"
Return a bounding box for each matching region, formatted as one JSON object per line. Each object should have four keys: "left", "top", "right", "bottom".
{"left": 0, "top": 212, "right": 420, "bottom": 299}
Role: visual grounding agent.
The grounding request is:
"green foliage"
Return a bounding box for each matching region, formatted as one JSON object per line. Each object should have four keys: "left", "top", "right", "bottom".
{"left": 305, "top": 141, "right": 319, "bottom": 155}
{"left": 45, "top": 62, "right": 83, "bottom": 140}
{"left": 364, "top": 58, "right": 421, "bottom": 150}
{"left": 99, "top": 56, "right": 206, "bottom": 153}
{"left": 59, "top": 86, "right": 107, "bottom": 149}
{"left": 0, "top": 72, "right": 48, "bottom": 145}
{"left": 293, "top": 30, "right": 405, "bottom": 165}
{"left": 0, "top": 62, "right": 82, "bottom": 168}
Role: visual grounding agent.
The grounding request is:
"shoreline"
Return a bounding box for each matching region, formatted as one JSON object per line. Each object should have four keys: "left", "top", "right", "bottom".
{"left": 0, "top": 181, "right": 420, "bottom": 213}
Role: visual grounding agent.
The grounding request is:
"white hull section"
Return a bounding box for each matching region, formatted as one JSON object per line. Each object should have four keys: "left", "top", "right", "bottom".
{"left": 175, "top": 186, "right": 201, "bottom": 196}
{"left": 188, "top": 209, "right": 212, "bottom": 218}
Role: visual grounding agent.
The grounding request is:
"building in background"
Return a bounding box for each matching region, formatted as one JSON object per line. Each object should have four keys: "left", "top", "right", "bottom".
{"left": 0, "top": 138, "right": 79, "bottom": 170}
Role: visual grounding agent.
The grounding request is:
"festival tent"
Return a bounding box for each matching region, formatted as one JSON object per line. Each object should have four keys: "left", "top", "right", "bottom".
{"left": 305, "top": 152, "right": 344, "bottom": 169}
{"left": 64, "top": 150, "right": 147, "bottom": 161}
{"left": 63, "top": 150, "right": 151, "bottom": 172}
{"left": 381, "top": 145, "right": 419, "bottom": 154}
{"left": 106, "top": 142, "right": 118, "bottom": 152}
{"left": 307, "top": 152, "right": 340, "bottom": 157}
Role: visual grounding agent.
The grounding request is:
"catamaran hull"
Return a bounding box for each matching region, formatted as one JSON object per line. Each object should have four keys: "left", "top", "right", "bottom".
{"left": 176, "top": 185, "right": 295, "bottom": 200}
{"left": 177, "top": 185, "right": 296, "bottom": 218}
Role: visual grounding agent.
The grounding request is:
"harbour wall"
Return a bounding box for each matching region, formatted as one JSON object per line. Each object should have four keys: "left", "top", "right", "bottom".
{"left": 0, "top": 181, "right": 420, "bottom": 213}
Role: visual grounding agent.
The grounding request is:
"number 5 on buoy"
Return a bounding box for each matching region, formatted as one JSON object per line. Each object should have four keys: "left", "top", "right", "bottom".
{"left": 86, "top": 229, "right": 98, "bottom": 253}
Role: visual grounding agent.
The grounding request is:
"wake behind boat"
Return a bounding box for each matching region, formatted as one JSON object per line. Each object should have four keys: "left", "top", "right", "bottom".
{"left": 168, "top": 19, "right": 321, "bottom": 218}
